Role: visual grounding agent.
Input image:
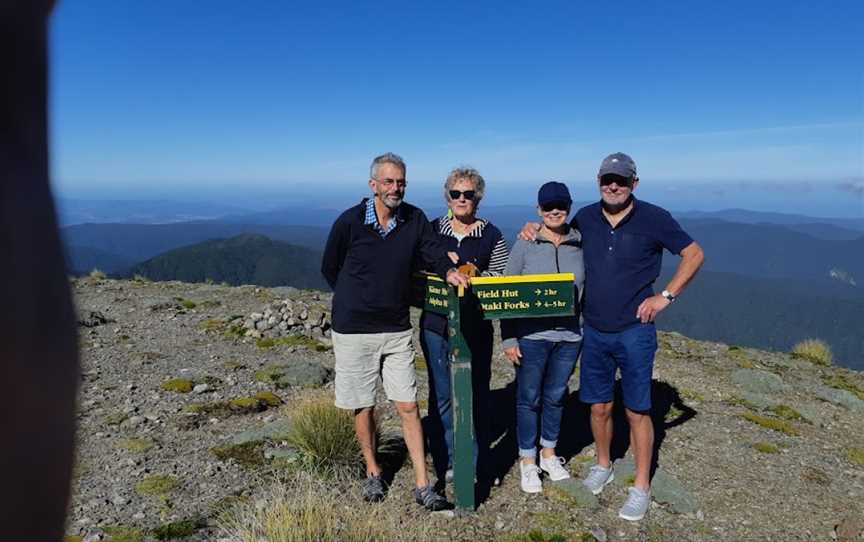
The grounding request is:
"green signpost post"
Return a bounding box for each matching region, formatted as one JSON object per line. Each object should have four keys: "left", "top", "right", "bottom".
{"left": 420, "top": 272, "right": 576, "bottom": 511}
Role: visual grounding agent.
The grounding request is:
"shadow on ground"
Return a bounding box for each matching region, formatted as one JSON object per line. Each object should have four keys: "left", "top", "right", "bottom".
{"left": 464, "top": 378, "right": 698, "bottom": 505}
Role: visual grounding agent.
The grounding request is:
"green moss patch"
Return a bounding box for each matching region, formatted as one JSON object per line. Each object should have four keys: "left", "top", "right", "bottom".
{"left": 256, "top": 337, "right": 277, "bottom": 348}
{"left": 254, "top": 390, "right": 283, "bottom": 407}
{"left": 200, "top": 319, "right": 225, "bottom": 332}
{"left": 229, "top": 397, "right": 269, "bottom": 413}
{"left": 175, "top": 298, "right": 197, "bottom": 310}
{"left": 211, "top": 441, "right": 267, "bottom": 467}
{"left": 770, "top": 404, "right": 803, "bottom": 421}
{"left": 224, "top": 323, "right": 246, "bottom": 339}
{"left": 186, "top": 395, "right": 272, "bottom": 417}
{"left": 824, "top": 374, "right": 864, "bottom": 401}
{"left": 150, "top": 518, "right": 205, "bottom": 540}
{"left": 103, "top": 411, "right": 129, "bottom": 426}
{"left": 752, "top": 442, "right": 780, "bottom": 454}
{"left": 116, "top": 438, "right": 155, "bottom": 453}
{"left": 741, "top": 412, "right": 800, "bottom": 436}
{"left": 160, "top": 378, "right": 194, "bottom": 393}
{"left": 135, "top": 475, "right": 179, "bottom": 498}
{"left": 102, "top": 525, "right": 145, "bottom": 542}
{"left": 256, "top": 335, "right": 330, "bottom": 351}
{"left": 847, "top": 448, "right": 864, "bottom": 467}
{"left": 414, "top": 354, "right": 427, "bottom": 370}
{"left": 254, "top": 365, "right": 287, "bottom": 383}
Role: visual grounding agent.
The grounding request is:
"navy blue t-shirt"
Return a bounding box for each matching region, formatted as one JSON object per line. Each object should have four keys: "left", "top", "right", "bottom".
{"left": 572, "top": 198, "right": 693, "bottom": 332}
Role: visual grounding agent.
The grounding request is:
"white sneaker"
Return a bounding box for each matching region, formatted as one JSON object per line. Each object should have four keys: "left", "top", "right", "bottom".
{"left": 519, "top": 462, "right": 542, "bottom": 494}
{"left": 539, "top": 455, "right": 570, "bottom": 481}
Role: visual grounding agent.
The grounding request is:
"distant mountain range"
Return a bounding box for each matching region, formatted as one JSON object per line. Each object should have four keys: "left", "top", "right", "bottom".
{"left": 60, "top": 205, "right": 863, "bottom": 370}
{"left": 127, "top": 233, "right": 328, "bottom": 290}
{"left": 656, "top": 268, "right": 864, "bottom": 371}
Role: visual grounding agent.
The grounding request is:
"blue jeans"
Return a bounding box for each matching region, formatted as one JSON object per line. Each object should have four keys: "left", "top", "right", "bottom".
{"left": 516, "top": 338, "right": 581, "bottom": 458}
{"left": 420, "top": 327, "right": 492, "bottom": 473}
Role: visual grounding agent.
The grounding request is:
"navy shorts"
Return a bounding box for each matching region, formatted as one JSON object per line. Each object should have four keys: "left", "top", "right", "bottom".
{"left": 579, "top": 323, "right": 657, "bottom": 412}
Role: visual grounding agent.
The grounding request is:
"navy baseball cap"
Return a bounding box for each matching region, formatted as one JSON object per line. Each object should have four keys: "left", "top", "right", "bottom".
{"left": 537, "top": 181, "right": 572, "bottom": 206}
{"left": 598, "top": 152, "right": 637, "bottom": 178}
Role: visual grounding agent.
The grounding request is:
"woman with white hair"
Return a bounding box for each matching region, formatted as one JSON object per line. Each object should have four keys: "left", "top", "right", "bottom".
{"left": 419, "top": 167, "right": 508, "bottom": 484}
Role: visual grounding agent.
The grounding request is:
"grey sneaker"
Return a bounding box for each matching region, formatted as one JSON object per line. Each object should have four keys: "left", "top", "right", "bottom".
{"left": 361, "top": 474, "right": 386, "bottom": 503}
{"left": 582, "top": 464, "right": 614, "bottom": 495}
{"left": 618, "top": 487, "right": 651, "bottom": 521}
{"left": 414, "top": 484, "right": 453, "bottom": 512}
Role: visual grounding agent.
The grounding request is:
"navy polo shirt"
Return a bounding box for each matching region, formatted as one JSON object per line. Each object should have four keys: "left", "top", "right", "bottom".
{"left": 572, "top": 198, "right": 693, "bottom": 332}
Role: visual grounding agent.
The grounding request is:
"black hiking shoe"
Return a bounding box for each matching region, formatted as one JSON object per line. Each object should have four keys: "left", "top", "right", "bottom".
{"left": 361, "top": 474, "right": 386, "bottom": 503}
{"left": 413, "top": 484, "right": 453, "bottom": 512}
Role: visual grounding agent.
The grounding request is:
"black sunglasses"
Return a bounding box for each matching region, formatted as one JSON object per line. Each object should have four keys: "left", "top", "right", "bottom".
{"left": 449, "top": 190, "right": 476, "bottom": 201}
{"left": 599, "top": 174, "right": 634, "bottom": 188}
{"left": 540, "top": 201, "right": 570, "bottom": 212}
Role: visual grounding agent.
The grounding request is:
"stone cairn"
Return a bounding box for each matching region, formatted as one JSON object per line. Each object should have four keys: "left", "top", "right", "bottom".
{"left": 241, "top": 298, "right": 330, "bottom": 339}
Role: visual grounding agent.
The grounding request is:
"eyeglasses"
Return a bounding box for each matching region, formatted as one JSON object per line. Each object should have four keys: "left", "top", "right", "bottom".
{"left": 540, "top": 201, "right": 570, "bottom": 213}
{"left": 377, "top": 177, "right": 407, "bottom": 188}
{"left": 448, "top": 190, "right": 476, "bottom": 201}
{"left": 599, "top": 174, "right": 634, "bottom": 189}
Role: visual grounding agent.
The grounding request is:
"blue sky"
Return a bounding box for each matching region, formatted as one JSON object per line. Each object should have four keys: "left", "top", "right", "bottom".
{"left": 51, "top": 1, "right": 863, "bottom": 215}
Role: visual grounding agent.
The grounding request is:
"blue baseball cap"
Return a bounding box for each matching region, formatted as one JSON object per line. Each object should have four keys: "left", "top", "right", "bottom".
{"left": 537, "top": 181, "right": 572, "bottom": 206}
{"left": 598, "top": 152, "right": 637, "bottom": 178}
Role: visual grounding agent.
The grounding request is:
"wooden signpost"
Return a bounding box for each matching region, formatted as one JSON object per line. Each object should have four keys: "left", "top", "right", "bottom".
{"left": 419, "top": 272, "right": 576, "bottom": 511}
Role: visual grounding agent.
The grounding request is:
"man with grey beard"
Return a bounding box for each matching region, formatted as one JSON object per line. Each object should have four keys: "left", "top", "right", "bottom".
{"left": 322, "top": 152, "right": 469, "bottom": 510}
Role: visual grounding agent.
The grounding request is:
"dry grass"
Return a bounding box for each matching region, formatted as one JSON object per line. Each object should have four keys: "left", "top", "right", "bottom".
{"left": 791, "top": 339, "right": 833, "bottom": 366}
{"left": 218, "top": 475, "right": 413, "bottom": 542}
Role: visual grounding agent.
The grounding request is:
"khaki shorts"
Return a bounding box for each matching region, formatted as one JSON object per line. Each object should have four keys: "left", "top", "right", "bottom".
{"left": 332, "top": 329, "right": 417, "bottom": 410}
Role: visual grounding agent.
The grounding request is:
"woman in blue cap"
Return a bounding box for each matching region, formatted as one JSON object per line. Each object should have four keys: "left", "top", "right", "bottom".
{"left": 501, "top": 181, "right": 585, "bottom": 494}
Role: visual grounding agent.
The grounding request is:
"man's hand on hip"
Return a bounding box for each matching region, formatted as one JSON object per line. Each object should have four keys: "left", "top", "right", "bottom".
{"left": 636, "top": 294, "right": 671, "bottom": 323}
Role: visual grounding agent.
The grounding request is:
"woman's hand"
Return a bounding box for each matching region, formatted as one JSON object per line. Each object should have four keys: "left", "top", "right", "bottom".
{"left": 504, "top": 345, "right": 522, "bottom": 365}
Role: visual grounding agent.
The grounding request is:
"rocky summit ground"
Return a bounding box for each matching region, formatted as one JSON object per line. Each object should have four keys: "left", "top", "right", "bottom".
{"left": 66, "top": 277, "right": 864, "bottom": 542}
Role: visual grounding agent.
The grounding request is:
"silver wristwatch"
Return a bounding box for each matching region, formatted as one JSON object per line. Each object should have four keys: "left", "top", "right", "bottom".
{"left": 661, "top": 289, "right": 676, "bottom": 303}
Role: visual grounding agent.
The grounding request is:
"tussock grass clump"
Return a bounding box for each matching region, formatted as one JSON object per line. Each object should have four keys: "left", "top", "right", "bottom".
{"left": 286, "top": 395, "right": 362, "bottom": 473}
{"left": 752, "top": 442, "right": 780, "bottom": 454}
{"left": 219, "top": 476, "right": 407, "bottom": 542}
{"left": 741, "top": 412, "right": 799, "bottom": 436}
{"left": 89, "top": 268, "right": 107, "bottom": 280}
{"left": 791, "top": 339, "right": 833, "bottom": 366}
